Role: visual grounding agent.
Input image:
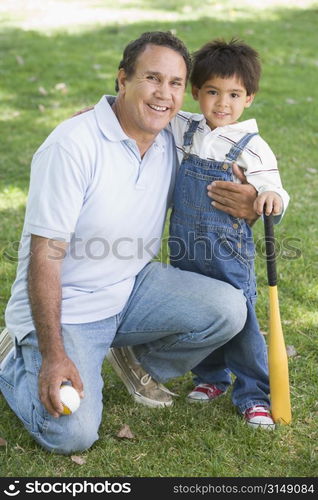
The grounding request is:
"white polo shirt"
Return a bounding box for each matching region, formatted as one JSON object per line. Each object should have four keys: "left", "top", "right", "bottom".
{"left": 6, "top": 96, "right": 178, "bottom": 341}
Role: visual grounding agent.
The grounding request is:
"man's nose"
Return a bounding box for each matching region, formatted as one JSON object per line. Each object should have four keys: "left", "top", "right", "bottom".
{"left": 154, "top": 80, "right": 170, "bottom": 99}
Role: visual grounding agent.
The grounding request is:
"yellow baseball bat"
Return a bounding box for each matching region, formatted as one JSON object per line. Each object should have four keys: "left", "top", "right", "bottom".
{"left": 264, "top": 213, "right": 292, "bottom": 424}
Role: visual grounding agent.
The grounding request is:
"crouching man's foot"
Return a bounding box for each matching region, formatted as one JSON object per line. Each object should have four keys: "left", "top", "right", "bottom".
{"left": 106, "top": 347, "right": 176, "bottom": 408}
{"left": 0, "top": 328, "right": 14, "bottom": 370}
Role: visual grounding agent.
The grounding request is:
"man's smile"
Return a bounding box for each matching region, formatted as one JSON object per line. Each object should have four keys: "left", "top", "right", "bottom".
{"left": 148, "top": 104, "right": 170, "bottom": 112}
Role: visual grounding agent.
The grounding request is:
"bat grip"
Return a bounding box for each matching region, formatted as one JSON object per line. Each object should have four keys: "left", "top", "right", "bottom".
{"left": 264, "top": 213, "right": 277, "bottom": 286}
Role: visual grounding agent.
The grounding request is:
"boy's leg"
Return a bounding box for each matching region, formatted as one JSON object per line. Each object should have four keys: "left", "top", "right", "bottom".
{"left": 187, "top": 346, "right": 232, "bottom": 401}
{"left": 189, "top": 301, "right": 270, "bottom": 411}
{"left": 0, "top": 318, "right": 117, "bottom": 454}
{"left": 111, "top": 262, "right": 247, "bottom": 386}
{"left": 190, "top": 346, "right": 232, "bottom": 391}
{"left": 223, "top": 299, "right": 270, "bottom": 413}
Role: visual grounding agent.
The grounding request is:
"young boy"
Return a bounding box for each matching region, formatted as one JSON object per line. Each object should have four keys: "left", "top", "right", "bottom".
{"left": 169, "top": 38, "right": 289, "bottom": 429}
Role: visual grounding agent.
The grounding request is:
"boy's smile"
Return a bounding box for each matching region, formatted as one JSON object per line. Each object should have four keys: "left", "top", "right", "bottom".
{"left": 192, "top": 75, "right": 254, "bottom": 130}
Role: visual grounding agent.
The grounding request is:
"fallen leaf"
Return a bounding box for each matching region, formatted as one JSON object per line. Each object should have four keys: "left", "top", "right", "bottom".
{"left": 306, "top": 168, "right": 317, "bottom": 174}
{"left": 71, "top": 455, "right": 86, "bottom": 465}
{"left": 286, "top": 345, "right": 297, "bottom": 357}
{"left": 38, "top": 104, "right": 46, "bottom": 113}
{"left": 117, "top": 424, "right": 134, "bottom": 439}
{"left": 285, "top": 98, "right": 297, "bottom": 105}
{"left": 38, "top": 86, "right": 48, "bottom": 96}
{"left": 16, "top": 55, "right": 25, "bottom": 65}
{"left": 92, "top": 64, "right": 102, "bottom": 70}
{"left": 133, "top": 453, "right": 146, "bottom": 461}
{"left": 55, "top": 82, "right": 68, "bottom": 94}
{"left": 0, "top": 437, "right": 7, "bottom": 446}
{"left": 14, "top": 444, "right": 25, "bottom": 451}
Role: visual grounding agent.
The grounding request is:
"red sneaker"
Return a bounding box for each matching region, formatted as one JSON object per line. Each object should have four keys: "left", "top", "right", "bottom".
{"left": 243, "top": 405, "right": 275, "bottom": 430}
{"left": 187, "top": 383, "right": 225, "bottom": 403}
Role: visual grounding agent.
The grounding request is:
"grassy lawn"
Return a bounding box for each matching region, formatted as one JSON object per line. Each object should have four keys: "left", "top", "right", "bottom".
{"left": 0, "top": 0, "right": 318, "bottom": 478}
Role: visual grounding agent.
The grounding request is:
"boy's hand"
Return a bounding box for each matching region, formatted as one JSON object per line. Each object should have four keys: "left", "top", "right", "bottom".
{"left": 254, "top": 191, "right": 282, "bottom": 216}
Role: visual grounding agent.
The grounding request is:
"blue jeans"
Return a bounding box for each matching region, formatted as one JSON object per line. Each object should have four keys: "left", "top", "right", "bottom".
{"left": 169, "top": 121, "right": 270, "bottom": 412}
{"left": 0, "top": 262, "right": 246, "bottom": 454}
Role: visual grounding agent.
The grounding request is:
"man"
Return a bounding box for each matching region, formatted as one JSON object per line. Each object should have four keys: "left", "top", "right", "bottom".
{"left": 0, "top": 32, "right": 255, "bottom": 455}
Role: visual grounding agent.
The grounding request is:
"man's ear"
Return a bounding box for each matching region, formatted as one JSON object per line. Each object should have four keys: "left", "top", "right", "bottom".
{"left": 245, "top": 94, "right": 255, "bottom": 108}
{"left": 191, "top": 86, "right": 200, "bottom": 101}
{"left": 117, "top": 68, "right": 127, "bottom": 93}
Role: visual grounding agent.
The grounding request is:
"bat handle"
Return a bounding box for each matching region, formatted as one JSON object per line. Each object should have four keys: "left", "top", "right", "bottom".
{"left": 264, "top": 213, "right": 277, "bottom": 287}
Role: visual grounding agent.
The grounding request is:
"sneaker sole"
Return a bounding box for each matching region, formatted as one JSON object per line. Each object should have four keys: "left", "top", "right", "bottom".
{"left": 187, "top": 396, "right": 213, "bottom": 403}
{"left": 246, "top": 421, "right": 276, "bottom": 430}
{"left": 187, "top": 391, "right": 225, "bottom": 404}
{"left": 106, "top": 349, "right": 173, "bottom": 409}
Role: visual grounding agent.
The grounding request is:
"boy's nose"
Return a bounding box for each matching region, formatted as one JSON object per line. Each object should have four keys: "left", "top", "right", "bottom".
{"left": 217, "top": 94, "right": 228, "bottom": 106}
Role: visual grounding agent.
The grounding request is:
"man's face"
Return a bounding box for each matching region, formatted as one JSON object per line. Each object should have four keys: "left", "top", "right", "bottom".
{"left": 118, "top": 44, "right": 187, "bottom": 139}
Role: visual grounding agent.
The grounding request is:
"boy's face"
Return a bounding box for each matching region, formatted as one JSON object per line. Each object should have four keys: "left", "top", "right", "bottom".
{"left": 192, "top": 75, "right": 254, "bottom": 130}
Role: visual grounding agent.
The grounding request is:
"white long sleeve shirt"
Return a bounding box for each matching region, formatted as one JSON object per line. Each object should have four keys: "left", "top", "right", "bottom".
{"left": 170, "top": 112, "right": 289, "bottom": 217}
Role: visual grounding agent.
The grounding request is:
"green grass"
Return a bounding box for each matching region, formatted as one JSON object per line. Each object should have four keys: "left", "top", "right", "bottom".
{"left": 1, "top": 0, "right": 318, "bottom": 478}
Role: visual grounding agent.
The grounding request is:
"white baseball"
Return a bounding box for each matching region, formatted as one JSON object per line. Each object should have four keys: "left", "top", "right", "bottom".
{"left": 59, "top": 385, "right": 81, "bottom": 415}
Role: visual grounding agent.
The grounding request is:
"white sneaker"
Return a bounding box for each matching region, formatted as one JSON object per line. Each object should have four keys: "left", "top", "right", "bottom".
{"left": 243, "top": 405, "right": 275, "bottom": 430}
{"left": 187, "top": 383, "right": 225, "bottom": 403}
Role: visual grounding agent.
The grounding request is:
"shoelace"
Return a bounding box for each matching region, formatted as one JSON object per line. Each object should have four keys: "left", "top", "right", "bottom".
{"left": 140, "top": 373, "right": 152, "bottom": 386}
{"left": 140, "top": 373, "right": 177, "bottom": 395}
{"left": 252, "top": 406, "right": 270, "bottom": 413}
{"left": 245, "top": 405, "right": 271, "bottom": 417}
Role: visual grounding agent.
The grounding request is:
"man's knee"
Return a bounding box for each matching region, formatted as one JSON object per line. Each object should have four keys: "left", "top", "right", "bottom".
{"left": 194, "top": 280, "right": 247, "bottom": 339}
{"left": 35, "top": 412, "right": 100, "bottom": 455}
{"left": 220, "top": 288, "right": 247, "bottom": 339}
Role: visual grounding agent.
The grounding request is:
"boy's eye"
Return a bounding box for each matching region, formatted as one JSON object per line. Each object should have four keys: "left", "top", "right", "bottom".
{"left": 207, "top": 90, "right": 217, "bottom": 95}
{"left": 231, "top": 93, "right": 239, "bottom": 98}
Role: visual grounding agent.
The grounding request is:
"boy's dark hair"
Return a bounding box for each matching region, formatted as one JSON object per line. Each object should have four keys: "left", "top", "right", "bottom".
{"left": 115, "top": 31, "right": 192, "bottom": 92}
{"left": 190, "top": 38, "right": 261, "bottom": 95}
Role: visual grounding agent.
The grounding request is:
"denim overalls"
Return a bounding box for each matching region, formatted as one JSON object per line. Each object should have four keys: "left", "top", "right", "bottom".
{"left": 169, "top": 119, "right": 270, "bottom": 412}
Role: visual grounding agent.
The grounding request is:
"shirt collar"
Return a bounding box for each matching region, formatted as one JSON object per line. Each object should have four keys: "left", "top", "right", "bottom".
{"left": 94, "top": 95, "right": 166, "bottom": 150}
{"left": 94, "top": 95, "right": 128, "bottom": 142}
{"left": 199, "top": 116, "right": 259, "bottom": 134}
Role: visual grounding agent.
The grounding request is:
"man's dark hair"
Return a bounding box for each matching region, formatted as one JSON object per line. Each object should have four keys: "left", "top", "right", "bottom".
{"left": 115, "top": 31, "right": 192, "bottom": 92}
{"left": 190, "top": 38, "right": 261, "bottom": 95}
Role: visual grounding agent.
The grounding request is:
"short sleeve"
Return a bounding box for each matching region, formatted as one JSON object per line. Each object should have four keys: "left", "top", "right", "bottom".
{"left": 24, "top": 142, "right": 90, "bottom": 242}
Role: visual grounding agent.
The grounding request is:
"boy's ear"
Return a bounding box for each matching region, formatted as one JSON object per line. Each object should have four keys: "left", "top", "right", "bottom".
{"left": 245, "top": 94, "right": 255, "bottom": 108}
{"left": 191, "top": 86, "right": 200, "bottom": 100}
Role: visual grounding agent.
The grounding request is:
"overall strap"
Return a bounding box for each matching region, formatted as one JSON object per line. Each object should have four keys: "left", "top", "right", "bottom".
{"left": 225, "top": 132, "right": 259, "bottom": 163}
{"left": 182, "top": 119, "right": 201, "bottom": 152}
